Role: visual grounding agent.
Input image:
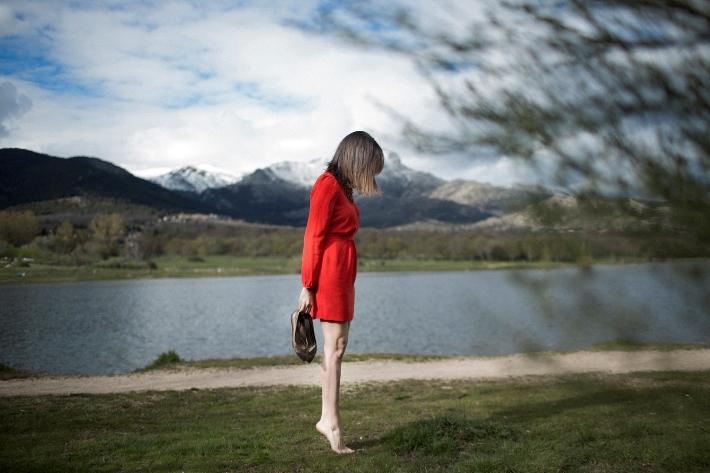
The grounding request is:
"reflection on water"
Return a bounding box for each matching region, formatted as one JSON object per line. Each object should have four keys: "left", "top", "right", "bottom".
{"left": 0, "top": 260, "right": 708, "bottom": 374}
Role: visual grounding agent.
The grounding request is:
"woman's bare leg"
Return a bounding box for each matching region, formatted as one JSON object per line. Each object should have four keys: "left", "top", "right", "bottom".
{"left": 315, "top": 319, "right": 354, "bottom": 453}
{"left": 319, "top": 355, "right": 327, "bottom": 423}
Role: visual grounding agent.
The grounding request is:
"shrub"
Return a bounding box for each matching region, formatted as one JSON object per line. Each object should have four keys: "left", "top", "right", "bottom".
{"left": 89, "top": 213, "right": 125, "bottom": 259}
{"left": 145, "top": 349, "right": 182, "bottom": 370}
{"left": 0, "top": 210, "right": 40, "bottom": 246}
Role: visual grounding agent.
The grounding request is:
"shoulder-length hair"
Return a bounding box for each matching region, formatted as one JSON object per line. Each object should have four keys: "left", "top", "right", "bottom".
{"left": 325, "top": 130, "right": 384, "bottom": 201}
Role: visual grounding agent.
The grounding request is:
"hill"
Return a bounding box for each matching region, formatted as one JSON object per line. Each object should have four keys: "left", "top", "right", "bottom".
{"left": 0, "top": 148, "right": 212, "bottom": 214}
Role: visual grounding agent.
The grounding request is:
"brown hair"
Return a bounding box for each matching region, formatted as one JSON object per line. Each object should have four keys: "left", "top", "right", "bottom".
{"left": 325, "top": 131, "right": 385, "bottom": 201}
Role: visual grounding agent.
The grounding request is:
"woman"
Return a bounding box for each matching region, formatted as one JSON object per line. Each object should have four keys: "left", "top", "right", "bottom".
{"left": 298, "top": 130, "right": 384, "bottom": 454}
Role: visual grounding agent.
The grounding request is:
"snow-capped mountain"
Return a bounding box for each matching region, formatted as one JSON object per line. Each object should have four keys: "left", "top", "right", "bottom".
{"left": 146, "top": 150, "right": 553, "bottom": 226}
{"left": 1, "top": 146, "right": 662, "bottom": 231}
{"left": 381, "top": 151, "right": 442, "bottom": 184}
{"left": 259, "top": 151, "right": 443, "bottom": 194}
{"left": 374, "top": 151, "right": 446, "bottom": 197}
{"left": 149, "top": 150, "right": 437, "bottom": 193}
{"left": 263, "top": 156, "right": 327, "bottom": 188}
{"left": 150, "top": 166, "right": 242, "bottom": 193}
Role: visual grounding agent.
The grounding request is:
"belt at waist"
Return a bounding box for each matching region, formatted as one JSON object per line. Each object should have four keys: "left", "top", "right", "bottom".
{"left": 325, "top": 234, "right": 354, "bottom": 242}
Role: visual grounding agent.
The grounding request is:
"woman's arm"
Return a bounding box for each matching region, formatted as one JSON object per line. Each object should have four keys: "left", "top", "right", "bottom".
{"left": 301, "top": 176, "right": 338, "bottom": 290}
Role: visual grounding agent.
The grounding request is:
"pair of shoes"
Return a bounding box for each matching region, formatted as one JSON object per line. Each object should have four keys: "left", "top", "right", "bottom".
{"left": 291, "top": 309, "right": 317, "bottom": 362}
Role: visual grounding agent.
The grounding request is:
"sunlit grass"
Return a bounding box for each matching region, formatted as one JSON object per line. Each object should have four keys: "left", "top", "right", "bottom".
{"left": 131, "top": 340, "right": 709, "bottom": 372}
{"left": 1, "top": 370, "right": 708, "bottom": 472}
{"left": 1, "top": 254, "right": 697, "bottom": 284}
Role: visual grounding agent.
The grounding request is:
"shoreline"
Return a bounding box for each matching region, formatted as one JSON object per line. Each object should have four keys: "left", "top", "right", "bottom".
{"left": 4, "top": 340, "right": 709, "bottom": 380}
{"left": 1, "top": 255, "right": 707, "bottom": 285}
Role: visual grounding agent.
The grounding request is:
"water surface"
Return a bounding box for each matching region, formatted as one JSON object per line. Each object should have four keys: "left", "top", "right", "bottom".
{"left": 1, "top": 260, "right": 708, "bottom": 374}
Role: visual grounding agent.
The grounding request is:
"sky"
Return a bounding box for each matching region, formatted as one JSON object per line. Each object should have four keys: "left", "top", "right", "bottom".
{"left": 0, "top": 0, "right": 567, "bottom": 187}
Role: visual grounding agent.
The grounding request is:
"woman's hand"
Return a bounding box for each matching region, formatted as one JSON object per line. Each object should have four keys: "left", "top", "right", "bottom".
{"left": 298, "top": 287, "right": 313, "bottom": 314}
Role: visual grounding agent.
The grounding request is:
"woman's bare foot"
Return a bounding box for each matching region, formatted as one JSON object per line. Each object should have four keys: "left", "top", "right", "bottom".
{"left": 315, "top": 418, "right": 355, "bottom": 454}
{"left": 315, "top": 418, "right": 330, "bottom": 440}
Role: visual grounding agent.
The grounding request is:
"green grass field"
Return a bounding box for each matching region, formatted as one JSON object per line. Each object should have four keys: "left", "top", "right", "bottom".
{"left": 0, "top": 254, "right": 672, "bottom": 284}
{"left": 1, "top": 341, "right": 709, "bottom": 471}
{"left": 1, "top": 369, "right": 708, "bottom": 472}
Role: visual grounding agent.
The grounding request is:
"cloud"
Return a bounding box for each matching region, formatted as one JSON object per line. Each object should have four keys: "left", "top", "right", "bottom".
{"left": 0, "top": 0, "right": 544, "bottom": 186}
{"left": 0, "top": 3, "right": 31, "bottom": 36}
{"left": 0, "top": 81, "right": 32, "bottom": 137}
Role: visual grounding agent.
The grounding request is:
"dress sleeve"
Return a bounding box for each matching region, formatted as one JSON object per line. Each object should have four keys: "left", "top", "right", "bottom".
{"left": 301, "top": 176, "right": 338, "bottom": 290}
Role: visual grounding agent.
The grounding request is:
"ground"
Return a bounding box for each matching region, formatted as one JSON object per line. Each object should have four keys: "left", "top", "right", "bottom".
{"left": 2, "top": 348, "right": 708, "bottom": 396}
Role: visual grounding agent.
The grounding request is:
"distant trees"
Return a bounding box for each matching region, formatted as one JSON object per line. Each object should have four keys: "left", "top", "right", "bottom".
{"left": 0, "top": 211, "right": 40, "bottom": 247}
{"left": 0, "top": 211, "right": 133, "bottom": 261}
{"left": 51, "top": 221, "right": 78, "bottom": 254}
{"left": 129, "top": 228, "right": 164, "bottom": 260}
{"left": 88, "top": 213, "right": 125, "bottom": 259}
{"left": 0, "top": 208, "right": 705, "bottom": 266}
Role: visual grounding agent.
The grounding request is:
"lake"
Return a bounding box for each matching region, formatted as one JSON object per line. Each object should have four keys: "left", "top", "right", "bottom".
{"left": 1, "top": 260, "right": 708, "bottom": 375}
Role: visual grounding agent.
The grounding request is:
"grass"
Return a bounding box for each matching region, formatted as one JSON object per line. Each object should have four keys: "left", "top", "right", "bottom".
{"left": 0, "top": 255, "right": 300, "bottom": 284}
{"left": 584, "top": 338, "right": 710, "bottom": 352}
{"left": 142, "top": 349, "right": 182, "bottom": 370}
{"left": 1, "top": 254, "right": 696, "bottom": 284}
{"left": 0, "top": 370, "right": 708, "bottom": 472}
{"left": 0, "top": 362, "right": 32, "bottom": 381}
{"left": 3, "top": 341, "right": 707, "bottom": 379}
{"left": 130, "top": 340, "right": 710, "bottom": 373}
{"left": 133, "top": 351, "right": 464, "bottom": 373}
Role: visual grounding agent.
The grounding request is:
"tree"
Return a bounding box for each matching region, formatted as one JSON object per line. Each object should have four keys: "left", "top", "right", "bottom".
{"left": 52, "top": 221, "right": 77, "bottom": 254}
{"left": 297, "top": 0, "right": 709, "bottom": 348}
{"left": 305, "top": 0, "right": 709, "bottom": 241}
{"left": 0, "top": 210, "right": 40, "bottom": 246}
{"left": 89, "top": 213, "right": 125, "bottom": 259}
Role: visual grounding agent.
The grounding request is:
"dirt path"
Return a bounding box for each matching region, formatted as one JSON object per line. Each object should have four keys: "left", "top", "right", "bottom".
{"left": 1, "top": 349, "right": 708, "bottom": 397}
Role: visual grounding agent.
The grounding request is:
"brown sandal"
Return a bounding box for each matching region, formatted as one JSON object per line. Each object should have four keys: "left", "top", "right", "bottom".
{"left": 291, "top": 309, "right": 317, "bottom": 362}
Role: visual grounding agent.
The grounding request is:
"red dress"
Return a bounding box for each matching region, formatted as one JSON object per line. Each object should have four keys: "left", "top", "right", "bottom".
{"left": 301, "top": 170, "right": 360, "bottom": 322}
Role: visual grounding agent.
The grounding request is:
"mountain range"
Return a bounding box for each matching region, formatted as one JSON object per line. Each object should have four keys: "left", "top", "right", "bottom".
{"left": 149, "top": 165, "right": 243, "bottom": 194}
{"left": 0, "top": 147, "right": 559, "bottom": 228}
{"left": 0, "top": 148, "right": 210, "bottom": 214}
